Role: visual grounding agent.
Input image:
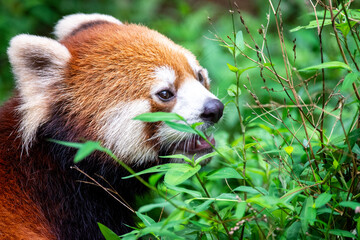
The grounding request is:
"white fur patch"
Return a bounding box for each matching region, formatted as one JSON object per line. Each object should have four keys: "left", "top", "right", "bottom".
{"left": 7, "top": 34, "right": 71, "bottom": 150}
{"left": 98, "top": 100, "right": 157, "bottom": 165}
{"left": 173, "top": 79, "right": 217, "bottom": 124}
{"left": 54, "top": 13, "right": 122, "bottom": 41}
{"left": 151, "top": 66, "right": 176, "bottom": 97}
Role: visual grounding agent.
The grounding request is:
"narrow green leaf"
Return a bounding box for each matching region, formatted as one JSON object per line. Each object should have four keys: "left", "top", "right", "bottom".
{"left": 234, "top": 186, "right": 261, "bottom": 194}
{"left": 195, "top": 199, "right": 214, "bottom": 212}
{"left": 328, "top": 229, "right": 356, "bottom": 238}
{"left": 98, "top": 223, "right": 121, "bottom": 240}
{"left": 48, "top": 139, "right": 83, "bottom": 149}
{"left": 286, "top": 221, "right": 301, "bottom": 240}
{"left": 299, "top": 61, "right": 351, "bottom": 72}
{"left": 244, "top": 143, "right": 257, "bottom": 149}
{"left": 339, "top": 201, "right": 360, "bottom": 210}
{"left": 314, "top": 193, "right": 332, "bottom": 208}
{"left": 138, "top": 202, "right": 171, "bottom": 213}
{"left": 160, "top": 154, "right": 191, "bottom": 162}
{"left": 290, "top": 19, "right": 332, "bottom": 32}
{"left": 246, "top": 196, "right": 272, "bottom": 208}
{"left": 235, "top": 202, "right": 246, "bottom": 219}
{"left": 195, "top": 151, "right": 218, "bottom": 165}
{"left": 136, "top": 212, "right": 155, "bottom": 227}
{"left": 122, "top": 163, "right": 178, "bottom": 179}
{"left": 301, "top": 196, "right": 316, "bottom": 232}
{"left": 207, "top": 167, "right": 243, "bottom": 180}
{"left": 164, "top": 121, "right": 196, "bottom": 134}
{"left": 74, "top": 141, "right": 102, "bottom": 163}
{"left": 164, "top": 164, "right": 201, "bottom": 186}
{"left": 165, "top": 183, "right": 202, "bottom": 198}
{"left": 235, "top": 30, "right": 245, "bottom": 51}
{"left": 133, "top": 112, "right": 183, "bottom": 122}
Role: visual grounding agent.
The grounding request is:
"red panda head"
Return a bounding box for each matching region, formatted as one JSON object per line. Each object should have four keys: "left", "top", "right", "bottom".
{"left": 7, "top": 14, "right": 224, "bottom": 165}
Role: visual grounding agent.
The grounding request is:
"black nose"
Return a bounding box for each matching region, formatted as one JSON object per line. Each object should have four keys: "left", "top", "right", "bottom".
{"left": 200, "top": 99, "right": 224, "bottom": 123}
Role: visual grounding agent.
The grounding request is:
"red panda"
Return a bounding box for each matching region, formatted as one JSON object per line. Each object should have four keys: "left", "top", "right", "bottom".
{"left": 0, "top": 13, "right": 224, "bottom": 239}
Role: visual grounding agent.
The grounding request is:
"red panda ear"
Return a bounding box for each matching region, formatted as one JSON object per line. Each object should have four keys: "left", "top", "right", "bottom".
{"left": 54, "top": 13, "right": 122, "bottom": 41}
{"left": 7, "top": 34, "right": 71, "bottom": 150}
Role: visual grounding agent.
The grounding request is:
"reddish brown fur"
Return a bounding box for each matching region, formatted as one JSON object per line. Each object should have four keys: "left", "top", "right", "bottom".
{"left": 61, "top": 23, "right": 196, "bottom": 118}
{"left": 0, "top": 97, "right": 54, "bottom": 239}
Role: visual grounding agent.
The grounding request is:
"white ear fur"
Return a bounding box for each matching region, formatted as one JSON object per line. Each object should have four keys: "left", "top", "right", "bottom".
{"left": 54, "top": 13, "right": 122, "bottom": 41}
{"left": 7, "top": 34, "right": 71, "bottom": 150}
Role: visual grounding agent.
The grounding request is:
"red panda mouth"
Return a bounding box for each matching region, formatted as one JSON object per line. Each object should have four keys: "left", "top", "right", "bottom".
{"left": 170, "top": 134, "right": 215, "bottom": 154}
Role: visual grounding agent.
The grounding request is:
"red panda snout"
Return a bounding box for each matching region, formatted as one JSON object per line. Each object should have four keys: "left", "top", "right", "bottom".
{"left": 150, "top": 65, "right": 223, "bottom": 161}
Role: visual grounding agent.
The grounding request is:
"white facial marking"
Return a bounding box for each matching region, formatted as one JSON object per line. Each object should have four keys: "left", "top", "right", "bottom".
{"left": 185, "top": 53, "right": 201, "bottom": 74}
{"left": 54, "top": 13, "right": 122, "bottom": 41}
{"left": 99, "top": 100, "right": 157, "bottom": 165}
{"left": 7, "top": 34, "right": 71, "bottom": 151}
{"left": 173, "top": 79, "right": 217, "bottom": 124}
{"left": 151, "top": 66, "right": 176, "bottom": 98}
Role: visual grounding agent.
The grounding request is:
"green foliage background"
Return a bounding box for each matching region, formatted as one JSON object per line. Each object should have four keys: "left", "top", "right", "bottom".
{"left": 1, "top": 0, "right": 360, "bottom": 239}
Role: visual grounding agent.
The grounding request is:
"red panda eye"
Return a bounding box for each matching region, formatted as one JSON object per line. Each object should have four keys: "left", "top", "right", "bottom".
{"left": 198, "top": 71, "right": 204, "bottom": 83}
{"left": 157, "top": 90, "right": 174, "bottom": 101}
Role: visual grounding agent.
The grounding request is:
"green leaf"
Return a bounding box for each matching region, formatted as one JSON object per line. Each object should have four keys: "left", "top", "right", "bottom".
{"left": 165, "top": 183, "right": 202, "bottom": 198}
{"left": 328, "top": 229, "right": 356, "bottom": 238}
{"left": 314, "top": 193, "right": 332, "bottom": 208}
{"left": 138, "top": 201, "right": 171, "bottom": 213}
{"left": 235, "top": 30, "right": 245, "bottom": 51}
{"left": 48, "top": 139, "right": 83, "bottom": 149}
{"left": 299, "top": 61, "right": 351, "bottom": 72}
{"left": 49, "top": 140, "right": 103, "bottom": 163}
{"left": 352, "top": 144, "right": 360, "bottom": 156}
{"left": 207, "top": 167, "right": 243, "bottom": 180}
{"left": 339, "top": 201, "right": 360, "bottom": 210}
{"left": 284, "top": 146, "right": 294, "bottom": 155}
{"left": 237, "top": 65, "right": 257, "bottom": 75}
{"left": 227, "top": 63, "right": 239, "bottom": 73}
{"left": 336, "top": 21, "right": 357, "bottom": 37}
{"left": 286, "top": 221, "right": 301, "bottom": 240}
{"left": 235, "top": 202, "right": 246, "bottom": 220}
{"left": 133, "top": 112, "right": 183, "bottom": 122}
{"left": 227, "top": 84, "right": 241, "bottom": 97}
{"left": 244, "top": 143, "right": 258, "bottom": 149}
{"left": 74, "top": 141, "right": 103, "bottom": 163}
{"left": 136, "top": 212, "right": 156, "bottom": 227}
{"left": 301, "top": 196, "right": 316, "bottom": 232}
{"left": 122, "top": 163, "right": 178, "bottom": 179}
{"left": 194, "top": 199, "right": 214, "bottom": 212}
{"left": 195, "top": 151, "right": 218, "bottom": 165}
{"left": 164, "top": 164, "right": 201, "bottom": 186}
{"left": 333, "top": 159, "right": 339, "bottom": 170}
{"left": 290, "top": 19, "right": 332, "bottom": 32}
{"left": 160, "top": 154, "right": 192, "bottom": 162}
{"left": 246, "top": 196, "right": 272, "bottom": 208}
{"left": 98, "top": 223, "right": 121, "bottom": 240}
{"left": 164, "top": 121, "right": 196, "bottom": 134}
{"left": 342, "top": 72, "right": 359, "bottom": 91}
{"left": 233, "top": 186, "right": 261, "bottom": 195}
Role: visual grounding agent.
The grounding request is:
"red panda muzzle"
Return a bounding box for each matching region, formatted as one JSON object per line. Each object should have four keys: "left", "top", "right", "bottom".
{"left": 167, "top": 134, "right": 216, "bottom": 154}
